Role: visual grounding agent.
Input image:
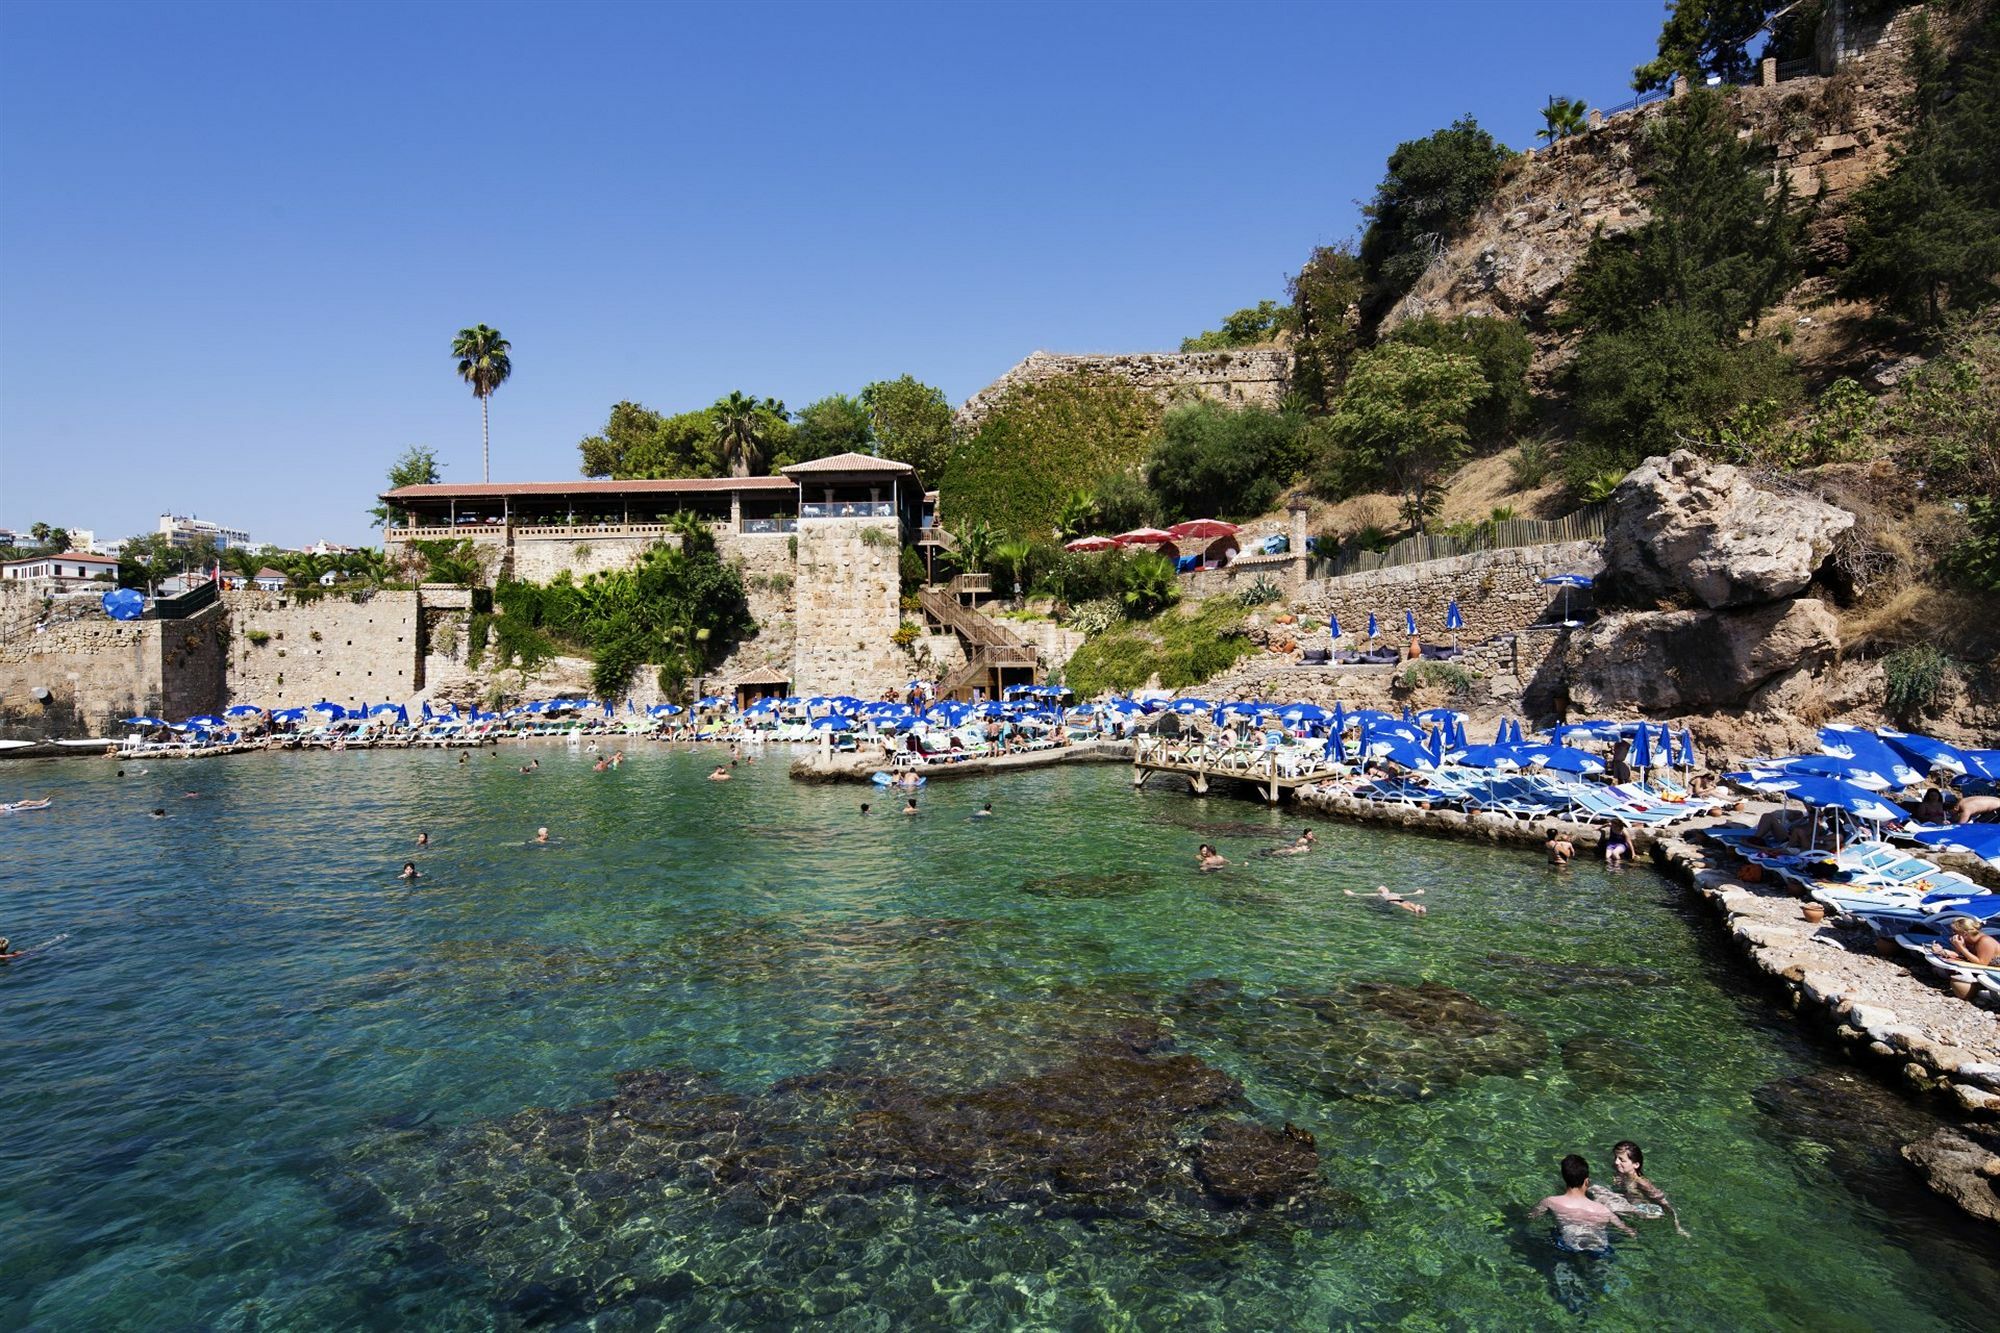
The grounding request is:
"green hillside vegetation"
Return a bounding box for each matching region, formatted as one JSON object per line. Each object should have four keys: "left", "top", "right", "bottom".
{"left": 1061, "top": 599, "right": 1257, "bottom": 698}
{"left": 940, "top": 373, "right": 1163, "bottom": 536}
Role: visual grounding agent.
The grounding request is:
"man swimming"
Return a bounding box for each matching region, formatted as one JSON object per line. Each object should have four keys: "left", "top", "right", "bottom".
{"left": 903, "top": 798, "right": 919, "bottom": 815}
{"left": 973, "top": 801, "right": 994, "bottom": 818}
{"left": 534, "top": 827, "right": 550, "bottom": 844}
{"left": 708, "top": 765, "right": 732, "bottom": 781}
{"left": 1345, "top": 885, "right": 1427, "bottom": 915}
{"left": 1263, "top": 829, "right": 1317, "bottom": 856}
{"left": 400, "top": 862, "right": 421, "bottom": 880}
{"left": 1529, "top": 1154, "right": 1636, "bottom": 1254}
{"left": 0, "top": 937, "right": 23, "bottom": 962}
{"left": 1196, "top": 843, "right": 1228, "bottom": 871}
{"left": 416, "top": 831, "right": 429, "bottom": 848}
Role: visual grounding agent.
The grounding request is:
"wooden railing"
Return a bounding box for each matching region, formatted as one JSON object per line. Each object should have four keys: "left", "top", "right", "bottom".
{"left": 1315, "top": 504, "right": 1606, "bottom": 578}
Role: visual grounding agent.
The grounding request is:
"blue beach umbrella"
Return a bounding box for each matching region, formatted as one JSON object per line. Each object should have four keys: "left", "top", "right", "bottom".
{"left": 1425, "top": 726, "right": 1446, "bottom": 767}
{"left": 1818, "top": 725, "right": 1924, "bottom": 789}
{"left": 102, "top": 588, "right": 145, "bottom": 621}
{"left": 1414, "top": 708, "right": 1464, "bottom": 725}
{"left": 1910, "top": 825, "right": 2000, "bottom": 868}
{"left": 1405, "top": 609, "right": 1418, "bottom": 636}
{"left": 1366, "top": 612, "right": 1378, "bottom": 640}
{"left": 1323, "top": 728, "right": 1348, "bottom": 764}
{"left": 1539, "top": 573, "right": 1593, "bottom": 624}
{"left": 1444, "top": 600, "right": 1464, "bottom": 632}
{"left": 225, "top": 704, "right": 264, "bottom": 717}
{"left": 1516, "top": 744, "right": 1606, "bottom": 775}
{"left": 1327, "top": 613, "right": 1342, "bottom": 641}
{"left": 695, "top": 696, "right": 727, "bottom": 708}
{"left": 1280, "top": 703, "right": 1329, "bottom": 724}
{"left": 270, "top": 707, "right": 306, "bottom": 723}
{"left": 1964, "top": 751, "right": 2000, "bottom": 782}
{"left": 1680, "top": 728, "right": 1698, "bottom": 771}
{"left": 1331, "top": 701, "right": 1347, "bottom": 736}
{"left": 811, "top": 716, "right": 852, "bottom": 731}
{"left": 1750, "top": 773, "right": 1905, "bottom": 823}
{"left": 649, "top": 703, "right": 683, "bottom": 716}
{"left": 123, "top": 716, "right": 168, "bottom": 726}
{"left": 1364, "top": 737, "right": 1436, "bottom": 770}
{"left": 1874, "top": 727, "right": 1968, "bottom": 779}
{"left": 185, "top": 714, "right": 227, "bottom": 728}
{"left": 1447, "top": 743, "right": 1525, "bottom": 770}
{"left": 1630, "top": 723, "right": 1653, "bottom": 772}
{"left": 1779, "top": 755, "right": 1895, "bottom": 791}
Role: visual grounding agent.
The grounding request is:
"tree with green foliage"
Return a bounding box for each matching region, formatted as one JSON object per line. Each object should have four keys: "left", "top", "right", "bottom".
{"left": 1358, "top": 117, "right": 1514, "bottom": 327}
{"left": 940, "top": 372, "right": 1161, "bottom": 537}
{"left": 1632, "top": 0, "right": 1775, "bottom": 91}
{"left": 1287, "top": 244, "right": 1367, "bottom": 410}
{"left": 1566, "top": 90, "right": 1797, "bottom": 341}
{"left": 1092, "top": 471, "right": 1160, "bottom": 534}
{"left": 1314, "top": 342, "right": 1485, "bottom": 528}
{"left": 946, "top": 517, "right": 996, "bottom": 575}
{"left": 781, "top": 394, "right": 873, "bottom": 467}
{"left": 371, "top": 445, "right": 443, "bottom": 528}
{"left": 709, "top": 391, "right": 787, "bottom": 477}
{"left": 1386, "top": 314, "right": 1534, "bottom": 445}
{"left": 581, "top": 403, "right": 720, "bottom": 480}
{"left": 1143, "top": 403, "right": 1308, "bottom": 522}
{"left": 1180, "top": 300, "right": 1288, "bottom": 351}
{"left": 861, "top": 376, "right": 956, "bottom": 483}
{"left": 451, "top": 324, "right": 511, "bottom": 483}
{"left": 1843, "top": 6, "right": 2000, "bottom": 329}
{"left": 26, "top": 522, "right": 71, "bottom": 554}
{"left": 1569, "top": 306, "right": 1800, "bottom": 482}
{"left": 1537, "top": 95, "right": 1588, "bottom": 143}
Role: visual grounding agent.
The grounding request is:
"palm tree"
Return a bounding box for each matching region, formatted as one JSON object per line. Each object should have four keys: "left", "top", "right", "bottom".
{"left": 993, "top": 538, "right": 1035, "bottom": 598}
{"left": 1537, "top": 96, "right": 1588, "bottom": 144}
{"left": 1056, "top": 490, "right": 1098, "bottom": 541}
{"left": 710, "top": 391, "right": 774, "bottom": 478}
{"left": 451, "top": 325, "right": 512, "bottom": 482}
{"left": 949, "top": 518, "right": 996, "bottom": 575}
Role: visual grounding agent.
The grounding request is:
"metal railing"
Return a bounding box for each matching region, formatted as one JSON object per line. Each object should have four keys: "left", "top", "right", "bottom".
{"left": 1316, "top": 504, "right": 1605, "bottom": 578}
{"left": 739, "top": 517, "right": 798, "bottom": 534}
{"left": 800, "top": 501, "right": 894, "bottom": 519}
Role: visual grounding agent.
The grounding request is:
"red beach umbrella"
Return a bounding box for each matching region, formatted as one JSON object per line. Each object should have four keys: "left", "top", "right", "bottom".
{"left": 1063, "top": 536, "right": 1119, "bottom": 552}
{"left": 1167, "top": 519, "right": 1239, "bottom": 540}
{"left": 1114, "top": 527, "right": 1178, "bottom": 546}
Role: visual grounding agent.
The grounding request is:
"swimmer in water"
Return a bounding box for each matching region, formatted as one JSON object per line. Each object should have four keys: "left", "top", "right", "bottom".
{"left": 860, "top": 802, "right": 871, "bottom": 815}
{"left": 973, "top": 801, "right": 993, "bottom": 818}
{"left": 149, "top": 808, "right": 168, "bottom": 819}
{"left": 1263, "top": 829, "right": 1317, "bottom": 856}
{"left": 1589, "top": 1140, "right": 1688, "bottom": 1237}
{"left": 1545, "top": 827, "right": 1575, "bottom": 865}
{"left": 0, "top": 937, "right": 22, "bottom": 962}
{"left": 400, "top": 862, "right": 421, "bottom": 880}
{"left": 903, "top": 798, "right": 919, "bottom": 815}
{"left": 416, "top": 831, "right": 429, "bottom": 848}
{"left": 1345, "top": 884, "right": 1427, "bottom": 915}
{"left": 593, "top": 758, "right": 608, "bottom": 772}
{"left": 1602, "top": 820, "right": 1631, "bottom": 866}
{"left": 708, "top": 765, "right": 732, "bottom": 781}
{"left": 1196, "top": 843, "right": 1228, "bottom": 871}
{"left": 534, "top": 827, "right": 550, "bottom": 844}
{"left": 1530, "top": 1154, "right": 1636, "bottom": 1255}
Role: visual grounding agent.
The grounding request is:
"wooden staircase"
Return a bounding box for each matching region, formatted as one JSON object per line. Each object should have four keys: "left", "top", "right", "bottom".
{"left": 917, "top": 579, "right": 1041, "bottom": 700}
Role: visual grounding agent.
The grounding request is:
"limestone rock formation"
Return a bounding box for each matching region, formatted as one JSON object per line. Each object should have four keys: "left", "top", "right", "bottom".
{"left": 1603, "top": 452, "right": 1855, "bottom": 610}
{"left": 1902, "top": 1127, "right": 2000, "bottom": 1226}
{"left": 1562, "top": 599, "right": 1841, "bottom": 714}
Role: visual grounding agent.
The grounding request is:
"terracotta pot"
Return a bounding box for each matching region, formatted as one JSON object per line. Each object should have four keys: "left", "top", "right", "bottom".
{"left": 1274, "top": 613, "right": 1296, "bottom": 625}
{"left": 1801, "top": 903, "right": 1826, "bottom": 924}
{"left": 1951, "top": 979, "right": 1976, "bottom": 1001}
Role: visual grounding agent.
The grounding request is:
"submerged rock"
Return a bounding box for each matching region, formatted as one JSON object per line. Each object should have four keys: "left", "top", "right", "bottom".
{"left": 1194, "top": 1120, "right": 1321, "bottom": 1208}
{"left": 1170, "top": 977, "right": 1549, "bottom": 1102}
{"left": 1559, "top": 1034, "right": 1658, "bottom": 1090}
{"left": 1902, "top": 1127, "right": 2000, "bottom": 1226}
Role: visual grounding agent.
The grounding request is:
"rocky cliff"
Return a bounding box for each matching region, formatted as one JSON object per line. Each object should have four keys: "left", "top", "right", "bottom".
{"left": 1382, "top": 3, "right": 1941, "bottom": 380}
{"left": 956, "top": 349, "right": 1291, "bottom": 431}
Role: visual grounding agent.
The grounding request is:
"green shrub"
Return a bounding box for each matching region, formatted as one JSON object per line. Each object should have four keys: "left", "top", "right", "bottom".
{"left": 1144, "top": 402, "right": 1307, "bottom": 521}
{"left": 1883, "top": 643, "right": 1957, "bottom": 717}
{"left": 859, "top": 525, "right": 894, "bottom": 548}
{"left": 1063, "top": 601, "right": 1254, "bottom": 698}
{"left": 1508, "top": 436, "right": 1554, "bottom": 490}
{"left": 466, "top": 613, "right": 492, "bottom": 668}
{"left": 244, "top": 629, "right": 271, "bottom": 646}
{"left": 1387, "top": 313, "right": 1535, "bottom": 445}
{"left": 1236, "top": 577, "right": 1283, "bottom": 608}
{"left": 1066, "top": 598, "right": 1122, "bottom": 636}
{"left": 1403, "top": 661, "right": 1479, "bottom": 698}
{"left": 1120, "top": 550, "right": 1181, "bottom": 617}
{"left": 890, "top": 622, "right": 921, "bottom": 649}
{"left": 1948, "top": 498, "right": 2000, "bottom": 594}
{"left": 1314, "top": 341, "right": 1485, "bottom": 527}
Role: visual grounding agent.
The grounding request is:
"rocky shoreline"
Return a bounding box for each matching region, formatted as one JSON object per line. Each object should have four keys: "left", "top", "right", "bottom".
{"left": 788, "top": 739, "right": 1133, "bottom": 784}
{"left": 1283, "top": 782, "right": 2000, "bottom": 1226}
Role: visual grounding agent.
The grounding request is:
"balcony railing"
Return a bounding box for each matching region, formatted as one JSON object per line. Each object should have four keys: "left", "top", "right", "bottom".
{"left": 512, "top": 523, "right": 681, "bottom": 540}
{"left": 739, "top": 516, "right": 799, "bottom": 534}
{"left": 801, "top": 500, "right": 895, "bottom": 519}
{"left": 386, "top": 524, "right": 507, "bottom": 543}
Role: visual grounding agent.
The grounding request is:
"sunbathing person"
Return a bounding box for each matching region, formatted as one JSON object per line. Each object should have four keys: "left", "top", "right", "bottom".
{"left": 1345, "top": 884, "right": 1426, "bottom": 915}
{"left": 1909, "top": 788, "right": 1950, "bottom": 824}
{"left": 1589, "top": 1140, "right": 1688, "bottom": 1236}
{"left": 1530, "top": 1154, "right": 1636, "bottom": 1255}
{"left": 1751, "top": 806, "right": 1801, "bottom": 846}
{"left": 1954, "top": 794, "right": 2000, "bottom": 824}
{"left": 1932, "top": 917, "right": 2000, "bottom": 966}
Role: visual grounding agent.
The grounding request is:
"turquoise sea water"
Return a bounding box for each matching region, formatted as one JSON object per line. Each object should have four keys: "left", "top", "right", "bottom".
{"left": 1, "top": 744, "right": 1994, "bottom": 1330}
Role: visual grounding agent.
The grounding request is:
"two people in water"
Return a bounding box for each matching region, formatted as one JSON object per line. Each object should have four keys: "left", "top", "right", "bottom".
{"left": 1198, "top": 830, "right": 1316, "bottom": 871}
{"left": 1530, "top": 1142, "right": 1687, "bottom": 1253}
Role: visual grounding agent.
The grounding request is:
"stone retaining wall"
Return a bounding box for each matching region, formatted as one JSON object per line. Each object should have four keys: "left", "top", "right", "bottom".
{"left": 790, "top": 520, "right": 904, "bottom": 698}
{"left": 223, "top": 589, "right": 422, "bottom": 708}
{"left": 1291, "top": 540, "right": 1603, "bottom": 646}
{"left": 956, "top": 349, "right": 1292, "bottom": 430}
{"left": 0, "top": 594, "right": 228, "bottom": 738}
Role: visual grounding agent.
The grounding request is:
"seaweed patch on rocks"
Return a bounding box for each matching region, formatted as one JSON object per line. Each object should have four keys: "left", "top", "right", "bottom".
{"left": 1168, "top": 977, "right": 1549, "bottom": 1102}
{"left": 341, "top": 1038, "right": 1342, "bottom": 1321}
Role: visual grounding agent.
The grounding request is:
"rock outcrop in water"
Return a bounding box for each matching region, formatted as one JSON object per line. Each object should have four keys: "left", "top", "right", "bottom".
{"left": 345, "top": 1033, "right": 1340, "bottom": 1320}
{"left": 1170, "top": 977, "right": 1549, "bottom": 1102}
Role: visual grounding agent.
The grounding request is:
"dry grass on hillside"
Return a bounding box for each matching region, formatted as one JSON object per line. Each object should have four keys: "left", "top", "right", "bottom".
{"left": 1246, "top": 445, "right": 1572, "bottom": 544}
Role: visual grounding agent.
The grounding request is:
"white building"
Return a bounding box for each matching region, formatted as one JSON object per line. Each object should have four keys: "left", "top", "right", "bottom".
{"left": 302, "top": 540, "right": 355, "bottom": 556}
{"left": 2, "top": 552, "right": 120, "bottom": 583}
{"left": 159, "top": 513, "right": 252, "bottom": 551}
{"left": 252, "top": 567, "right": 288, "bottom": 592}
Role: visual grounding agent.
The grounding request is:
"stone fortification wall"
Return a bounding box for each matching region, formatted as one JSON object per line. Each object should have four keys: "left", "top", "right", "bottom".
{"left": 0, "top": 589, "right": 227, "bottom": 738}
{"left": 508, "top": 532, "right": 676, "bottom": 584}
{"left": 956, "top": 349, "right": 1292, "bottom": 430}
{"left": 223, "top": 589, "right": 422, "bottom": 708}
{"left": 1384, "top": 3, "right": 1937, "bottom": 376}
{"left": 789, "top": 520, "right": 904, "bottom": 697}
{"left": 1291, "top": 540, "right": 1604, "bottom": 646}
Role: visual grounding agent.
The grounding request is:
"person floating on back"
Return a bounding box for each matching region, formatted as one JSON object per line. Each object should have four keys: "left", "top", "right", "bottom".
{"left": 1345, "top": 884, "right": 1426, "bottom": 916}
{"left": 1529, "top": 1154, "right": 1636, "bottom": 1255}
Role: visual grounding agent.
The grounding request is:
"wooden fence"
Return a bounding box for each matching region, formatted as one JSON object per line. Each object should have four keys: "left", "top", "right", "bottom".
{"left": 1313, "top": 503, "right": 1606, "bottom": 578}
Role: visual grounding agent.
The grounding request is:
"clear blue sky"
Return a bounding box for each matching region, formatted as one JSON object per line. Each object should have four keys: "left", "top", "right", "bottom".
{"left": 0, "top": 0, "right": 1663, "bottom": 547}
